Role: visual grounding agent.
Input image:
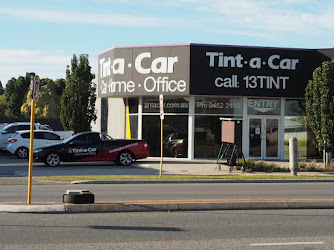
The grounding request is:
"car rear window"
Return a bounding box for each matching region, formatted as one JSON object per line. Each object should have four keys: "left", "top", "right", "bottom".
{"left": 43, "top": 132, "right": 60, "bottom": 140}
{"left": 6, "top": 125, "right": 19, "bottom": 133}
{"left": 33, "top": 132, "right": 41, "bottom": 139}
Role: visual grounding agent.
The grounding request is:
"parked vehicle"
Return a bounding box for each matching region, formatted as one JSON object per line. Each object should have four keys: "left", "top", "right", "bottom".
{"left": 0, "top": 122, "right": 52, "bottom": 151}
{"left": 163, "top": 132, "right": 188, "bottom": 158}
{"left": 7, "top": 130, "right": 64, "bottom": 159}
{"left": 33, "top": 131, "right": 149, "bottom": 167}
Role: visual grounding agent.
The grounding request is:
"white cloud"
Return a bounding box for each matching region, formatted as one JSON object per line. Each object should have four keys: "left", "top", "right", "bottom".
{"left": 0, "top": 1, "right": 333, "bottom": 89}
{"left": 0, "top": 7, "right": 163, "bottom": 27}
{"left": 2, "top": 1, "right": 333, "bottom": 38}
{"left": 0, "top": 49, "right": 70, "bottom": 65}
{"left": 0, "top": 49, "right": 98, "bottom": 87}
{"left": 186, "top": 0, "right": 334, "bottom": 38}
{"left": 282, "top": 0, "right": 313, "bottom": 4}
{"left": 0, "top": 49, "right": 72, "bottom": 86}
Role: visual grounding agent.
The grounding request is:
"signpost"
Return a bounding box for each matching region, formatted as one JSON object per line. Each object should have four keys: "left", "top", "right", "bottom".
{"left": 159, "top": 94, "right": 164, "bottom": 177}
{"left": 27, "top": 76, "right": 39, "bottom": 204}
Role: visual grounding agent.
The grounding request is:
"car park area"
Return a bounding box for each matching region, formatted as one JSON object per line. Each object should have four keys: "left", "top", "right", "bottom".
{"left": 0, "top": 150, "right": 157, "bottom": 177}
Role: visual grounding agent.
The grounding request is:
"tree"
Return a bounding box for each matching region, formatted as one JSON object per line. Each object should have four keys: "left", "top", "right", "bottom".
{"left": 0, "top": 81, "right": 4, "bottom": 95}
{"left": 0, "top": 94, "right": 7, "bottom": 117}
{"left": 21, "top": 78, "right": 66, "bottom": 119}
{"left": 60, "top": 54, "right": 96, "bottom": 133}
{"left": 4, "top": 73, "right": 33, "bottom": 118}
{"left": 305, "top": 59, "right": 334, "bottom": 165}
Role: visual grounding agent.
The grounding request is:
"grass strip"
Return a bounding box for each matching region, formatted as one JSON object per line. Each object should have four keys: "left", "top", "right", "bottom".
{"left": 34, "top": 175, "right": 334, "bottom": 182}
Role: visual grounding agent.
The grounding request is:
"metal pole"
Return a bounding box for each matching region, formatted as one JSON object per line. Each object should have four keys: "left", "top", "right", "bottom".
{"left": 27, "top": 99, "right": 35, "bottom": 204}
{"left": 289, "top": 137, "right": 298, "bottom": 176}
{"left": 160, "top": 119, "right": 163, "bottom": 177}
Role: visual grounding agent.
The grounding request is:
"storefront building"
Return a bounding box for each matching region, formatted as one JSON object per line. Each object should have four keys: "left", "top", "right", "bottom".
{"left": 93, "top": 44, "right": 334, "bottom": 160}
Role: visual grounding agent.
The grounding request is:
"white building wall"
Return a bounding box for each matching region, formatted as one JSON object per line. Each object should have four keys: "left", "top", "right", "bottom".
{"left": 91, "top": 78, "right": 125, "bottom": 138}
{"left": 107, "top": 98, "right": 126, "bottom": 139}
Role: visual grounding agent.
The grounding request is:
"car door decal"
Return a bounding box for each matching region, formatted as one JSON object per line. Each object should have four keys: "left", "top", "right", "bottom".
{"left": 69, "top": 147, "right": 98, "bottom": 156}
{"left": 109, "top": 142, "right": 138, "bottom": 153}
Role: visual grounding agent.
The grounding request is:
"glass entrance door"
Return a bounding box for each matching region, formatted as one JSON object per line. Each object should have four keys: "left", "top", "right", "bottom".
{"left": 249, "top": 117, "right": 280, "bottom": 159}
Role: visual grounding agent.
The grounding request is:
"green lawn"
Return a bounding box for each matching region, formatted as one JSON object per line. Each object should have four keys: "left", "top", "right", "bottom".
{"left": 284, "top": 139, "right": 307, "bottom": 148}
{"left": 35, "top": 174, "right": 334, "bottom": 182}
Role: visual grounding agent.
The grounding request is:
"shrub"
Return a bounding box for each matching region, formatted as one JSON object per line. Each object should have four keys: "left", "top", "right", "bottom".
{"left": 240, "top": 159, "right": 288, "bottom": 173}
{"left": 239, "top": 158, "right": 334, "bottom": 173}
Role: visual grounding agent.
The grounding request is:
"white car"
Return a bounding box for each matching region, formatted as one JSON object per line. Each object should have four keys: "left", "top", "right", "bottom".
{"left": 0, "top": 122, "right": 52, "bottom": 151}
{"left": 7, "top": 130, "right": 63, "bottom": 159}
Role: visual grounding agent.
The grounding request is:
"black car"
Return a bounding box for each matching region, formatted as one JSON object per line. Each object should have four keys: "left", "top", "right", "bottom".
{"left": 33, "top": 131, "right": 149, "bottom": 167}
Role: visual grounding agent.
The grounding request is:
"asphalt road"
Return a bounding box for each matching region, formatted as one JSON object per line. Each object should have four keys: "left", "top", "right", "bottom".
{"left": 1, "top": 209, "right": 333, "bottom": 249}
{"left": 1, "top": 182, "right": 334, "bottom": 203}
{"left": 1, "top": 152, "right": 334, "bottom": 204}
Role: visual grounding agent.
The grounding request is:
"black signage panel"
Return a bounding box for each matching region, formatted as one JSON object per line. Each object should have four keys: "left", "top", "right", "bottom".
{"left": 98, "top": 45, "right": 190, "bottom": 97}
{"left": 190, "top": 44, "right": 331, "bottom": 98}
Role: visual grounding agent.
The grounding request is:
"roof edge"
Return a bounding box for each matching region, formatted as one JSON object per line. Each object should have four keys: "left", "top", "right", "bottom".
{"left": 99, "top": 43, "right": 191, "bottom": 55}
{"left": 99, "top": 43, "right": 334, "bottom": 55}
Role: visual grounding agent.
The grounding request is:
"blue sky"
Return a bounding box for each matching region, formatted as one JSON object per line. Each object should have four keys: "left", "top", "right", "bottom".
{"left": 1, "top": 0, "right": 334, "bottom": 88}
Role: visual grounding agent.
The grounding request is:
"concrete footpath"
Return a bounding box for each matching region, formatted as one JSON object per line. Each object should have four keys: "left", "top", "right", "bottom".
{"left": 1, "top": 158, "right": 334, "bottom": 213}
{"left": 2, "top": 199, "right": 334, "bottom": 214}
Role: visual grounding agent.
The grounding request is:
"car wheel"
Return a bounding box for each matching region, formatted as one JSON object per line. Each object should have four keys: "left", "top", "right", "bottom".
{"left": 44, "top": 152, "right": 61, "bottom": 167}
{"left": 117, "top": 151, "right": 133, "bottom": 166}
{"left": 16, "top": 147, "right": 29, "bottom": 159}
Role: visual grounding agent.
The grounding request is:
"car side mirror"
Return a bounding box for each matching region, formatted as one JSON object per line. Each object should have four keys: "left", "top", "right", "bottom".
{"left": 2, "top": 130, "right": 7, "bottom": 134}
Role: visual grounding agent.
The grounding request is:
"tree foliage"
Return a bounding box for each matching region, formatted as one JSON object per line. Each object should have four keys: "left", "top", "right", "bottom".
{"left": 305, "top": 59, "right": 334, "bottom": 152}
{"left": 21, "top": 78, "right": 66, "bottom": 118}
{"left": 0, "top": 81, "right": 4, "bottom": 95}
{"left": 0, "top": 94, "right": 7, "bottom": 117}
{"left": 4, "top": 73, "right": 33, "bottom": 117}
{"left": 60, "top": 54, "right": 96, "bottom": 133}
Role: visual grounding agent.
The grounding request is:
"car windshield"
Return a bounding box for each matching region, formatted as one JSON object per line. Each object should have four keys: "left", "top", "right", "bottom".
{"left": 63, "top": 135, "right": 78, "bottom": 144}
{"left": 101, "top": 133, "right": 114, "bottom": 141}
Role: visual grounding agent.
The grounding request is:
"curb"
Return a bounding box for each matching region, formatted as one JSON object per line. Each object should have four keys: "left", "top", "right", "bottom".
{"left": 0, "top": 204, "right": 65, "bottom": 213}
{"left": 2, "top": 200, "right": 334, "bottom": 213}
{"left": 71, "top": 179, "right": 334, "bottom": 184}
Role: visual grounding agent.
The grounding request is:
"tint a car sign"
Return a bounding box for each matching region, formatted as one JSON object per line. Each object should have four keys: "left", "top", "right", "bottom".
{"left": 190, "top": 45, "right": 331, "bottom": 98}
{"left": 98, "top": 44, "right": 332, "bottom": 98}
{"left": 98, "top": 45, "right": 190, "bottom": 97}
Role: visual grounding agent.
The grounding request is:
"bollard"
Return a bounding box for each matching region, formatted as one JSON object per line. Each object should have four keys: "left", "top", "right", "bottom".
{"left": 289, "top": 137, "right": 298, "bottom": 176}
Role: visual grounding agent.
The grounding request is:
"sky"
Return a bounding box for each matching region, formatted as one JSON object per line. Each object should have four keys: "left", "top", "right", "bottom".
{"left": 1, "top": 0, "right": 334, "bottom": 88}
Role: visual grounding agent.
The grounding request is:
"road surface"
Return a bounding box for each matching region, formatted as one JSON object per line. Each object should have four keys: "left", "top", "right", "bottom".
{"left": 1, "top": 209, "right": 333, "bottom": 249}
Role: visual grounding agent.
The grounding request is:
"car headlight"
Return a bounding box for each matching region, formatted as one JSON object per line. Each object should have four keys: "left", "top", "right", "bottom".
{"left": 33, "top": 149, "right": 43, "bottom": 154}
